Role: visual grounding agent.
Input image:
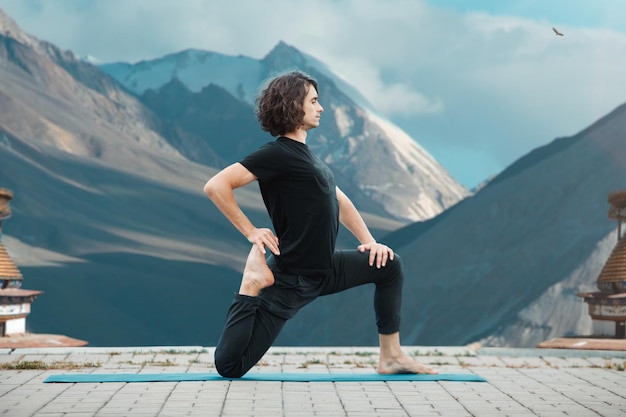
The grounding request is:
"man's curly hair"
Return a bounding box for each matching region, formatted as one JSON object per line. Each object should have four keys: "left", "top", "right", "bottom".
{"left": 255, "top": 71, "right": 318, "bottom": 137}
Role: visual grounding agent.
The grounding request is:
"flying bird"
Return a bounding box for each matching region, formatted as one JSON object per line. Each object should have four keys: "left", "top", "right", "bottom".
{"left": 552, "top": 27, "right": 564, "bottom": 36}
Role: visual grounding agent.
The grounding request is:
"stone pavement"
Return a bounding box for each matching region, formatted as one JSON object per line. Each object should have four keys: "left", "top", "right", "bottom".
{"left": 1, "top": 345, "right": 625, "bottom": 417}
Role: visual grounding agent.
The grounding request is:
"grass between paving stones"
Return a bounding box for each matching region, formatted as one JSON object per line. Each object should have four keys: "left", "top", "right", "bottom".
{"left": 109, "top": 348, "right": 211, "bottom": 368}
{"left": 108, "top": 349, "right": 208, "bottom": 356}
{"left": 117, "top": 359, "right": 216, "bottom": 368}
{"left": 0, "top": 360, "right": 102, "bottom": 370}
{"left": 5, "top": 353, "right": 619, "bottom": 372}
{"left": 599, "top": 360, "right": 625, "bottom": 371}
{"left": 455, "top": 358, "right": 626, "bottom": 371}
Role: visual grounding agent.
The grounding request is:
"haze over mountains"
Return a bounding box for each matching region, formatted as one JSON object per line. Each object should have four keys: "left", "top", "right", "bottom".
{"left": 1, "top": 8, "right": 624, "bottom": 348}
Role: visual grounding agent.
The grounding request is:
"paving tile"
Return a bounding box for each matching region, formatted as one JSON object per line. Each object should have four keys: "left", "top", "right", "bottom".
{"left": 2, "top": 346, "right": 626, "bottom": 416}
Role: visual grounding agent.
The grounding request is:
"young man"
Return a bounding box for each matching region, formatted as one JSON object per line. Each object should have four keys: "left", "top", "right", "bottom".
{"left": 204, "top": 71, "right": 436, "bottom": 378}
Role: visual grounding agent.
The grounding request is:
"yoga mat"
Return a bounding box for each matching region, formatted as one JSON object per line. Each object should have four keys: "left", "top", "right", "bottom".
{"left": 44, "top": 372, "right": 486, "bottom": 383}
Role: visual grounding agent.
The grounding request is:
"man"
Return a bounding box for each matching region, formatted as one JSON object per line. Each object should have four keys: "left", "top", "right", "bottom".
{"left": 204, "top": 71, "right": 436, "bottom": 378}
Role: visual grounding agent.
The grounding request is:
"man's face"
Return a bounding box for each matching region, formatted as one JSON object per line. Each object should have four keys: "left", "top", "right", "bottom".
{"left": 301, "top": 85, "right": 324, "bottom": 131}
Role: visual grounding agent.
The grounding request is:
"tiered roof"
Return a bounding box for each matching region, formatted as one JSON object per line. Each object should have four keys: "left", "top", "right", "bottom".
{"left": 597, "top": 190, "right": 626, "bottom": 293}
{"left": 0, "top": 242, "right": 22, "bottom": 284}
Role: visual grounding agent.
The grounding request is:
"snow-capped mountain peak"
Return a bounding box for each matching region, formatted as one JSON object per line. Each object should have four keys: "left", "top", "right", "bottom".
{"left": 101, "top": 48, "right": 263, "bottom": 103}
{"left": 100, "top": 42, "right": 469, "bottom": 221}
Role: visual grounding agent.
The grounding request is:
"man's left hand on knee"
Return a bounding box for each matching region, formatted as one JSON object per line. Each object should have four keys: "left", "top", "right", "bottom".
{"left": 357, "top": 242, "right": 394, "bottom": 269}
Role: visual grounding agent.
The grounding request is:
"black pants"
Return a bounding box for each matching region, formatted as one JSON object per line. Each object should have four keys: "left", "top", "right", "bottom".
{"left": 214, "top": 250, "right": 404, "bottom": 378}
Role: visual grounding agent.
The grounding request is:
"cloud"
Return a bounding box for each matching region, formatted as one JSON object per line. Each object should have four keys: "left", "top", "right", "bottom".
{"left": 324, "top": 5, "right": 626, "bottom": 186}
{"left": 377, "top": 84, "right": 445, "bottom": 116}
{"left": 0, "top": 0, "right": 447, "bottom": 115}
{"left": 3, "top": 0, "right": 626, "bottom": 187}
{"left": 292, "top": 2, "right": 626, "bottom": 185}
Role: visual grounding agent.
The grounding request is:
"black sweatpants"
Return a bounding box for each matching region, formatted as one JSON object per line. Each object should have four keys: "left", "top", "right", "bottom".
{"left": 214, "top": 250, "right": 404, "bottom": 378}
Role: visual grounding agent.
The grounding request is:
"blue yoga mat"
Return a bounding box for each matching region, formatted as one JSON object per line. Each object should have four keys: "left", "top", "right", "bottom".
{"left": 44, "top": 372, "right": 486, "bottom": 383}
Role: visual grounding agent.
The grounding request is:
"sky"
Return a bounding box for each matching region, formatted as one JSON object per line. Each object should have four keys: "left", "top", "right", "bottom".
{"left": 2, "top": 0, "right": 626, "bottom": 189}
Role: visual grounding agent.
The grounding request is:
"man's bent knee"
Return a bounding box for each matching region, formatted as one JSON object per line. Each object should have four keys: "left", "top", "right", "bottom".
{"left": 214, "top": 353, "right": 246, "bottom": 378}
{"left": 390, "top": 253, "right": 403, "bottom": 269}
{"left": 216, "top": 363, "right": 245, "bottom": 379}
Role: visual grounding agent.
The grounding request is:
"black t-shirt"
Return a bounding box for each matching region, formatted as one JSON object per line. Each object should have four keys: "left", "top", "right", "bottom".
{"left": 240, "top": 136, "right": 339, "bottom": 275}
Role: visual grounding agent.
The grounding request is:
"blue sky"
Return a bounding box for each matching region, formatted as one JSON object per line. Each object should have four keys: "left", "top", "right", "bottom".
{"left": 2, "top": 0, "right": 626, "bottom": 188}
{"left": 435, "top": 0, "right": 626, "bottom": 31}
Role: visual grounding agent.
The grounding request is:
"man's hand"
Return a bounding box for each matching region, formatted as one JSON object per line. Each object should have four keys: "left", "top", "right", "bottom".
{"left": 358, "top": 241, "right": 394, "bottom": 269}
{"left": 247, "top": 227, "right": 280, "bottom": 256}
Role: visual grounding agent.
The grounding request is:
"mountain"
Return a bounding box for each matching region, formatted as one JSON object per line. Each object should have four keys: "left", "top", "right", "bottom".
{"left": 140, "top": 78, "right": 260, "bottom": 167}
{"left": 280, "top": 103, "right": 626, "bottom": 347}
{"left": 118, "top": 40, "right": 624, "bottom": 348}
{"left": 5, "top": 8, "right": 620, "bottom": 349}
{"left": 0, "top": 9, "right": 453, "bottom": 346}
{"left": 101, "top": 42, "right": 470, "bottom": 222}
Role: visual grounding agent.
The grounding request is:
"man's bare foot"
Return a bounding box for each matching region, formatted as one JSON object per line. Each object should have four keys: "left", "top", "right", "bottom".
{"left": 377, "top": 332, "right": 438, "bottom": 374}
{"left": 377, "top": 354, "right": 438, "bottom": 375}
{"left": 239, "top": 245, "right": 274, "bottom": 296}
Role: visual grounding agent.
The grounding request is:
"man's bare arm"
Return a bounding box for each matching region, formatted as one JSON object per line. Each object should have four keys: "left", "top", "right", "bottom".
{"left": 336, "top": 186, "right": 393, "bottom": 268}
{"left": 337, "top": 186, "right": 375, "bottom": 244}
{"left": 204, "top": 163, "right": 279, "bottom": 255}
